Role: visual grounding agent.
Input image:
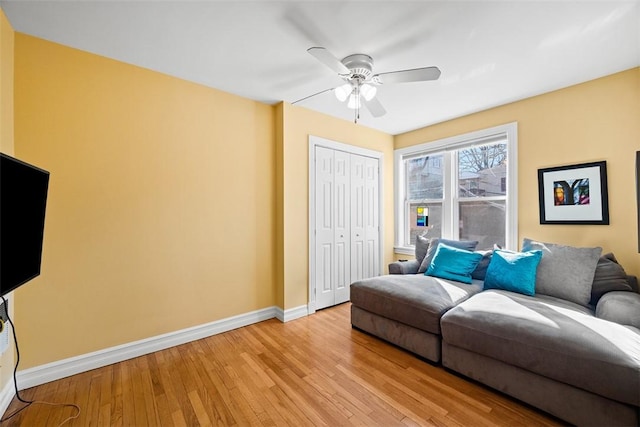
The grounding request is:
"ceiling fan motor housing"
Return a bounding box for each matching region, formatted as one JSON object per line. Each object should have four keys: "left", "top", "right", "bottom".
{"left": 341, "top": 54, "right": 374, "bottom": 81}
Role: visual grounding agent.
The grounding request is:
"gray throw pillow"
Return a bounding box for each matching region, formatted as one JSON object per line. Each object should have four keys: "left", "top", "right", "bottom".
{"left": 590, "top": 253, "right": 632, "bottom": 306}
{"left": 418, "top": 238, "right": 479, "bottom": 274}
{"left": 522, "top": 238, "right": 601, "bottom": 307}
{"left": 415, "top": 235, "right": 430, "bottom": 266}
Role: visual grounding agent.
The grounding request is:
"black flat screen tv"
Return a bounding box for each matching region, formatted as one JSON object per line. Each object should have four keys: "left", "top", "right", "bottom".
{"left": 0, "top": 153, "right": 50, "bottom": 296}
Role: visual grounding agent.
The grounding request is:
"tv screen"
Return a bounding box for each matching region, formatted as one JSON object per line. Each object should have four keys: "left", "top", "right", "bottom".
{"left": 0, "top": 153, "right": 50, "bottom": 296}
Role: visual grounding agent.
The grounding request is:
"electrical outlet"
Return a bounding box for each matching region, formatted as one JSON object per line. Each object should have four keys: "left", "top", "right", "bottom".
{"left": 0, "top": 299, "right": 8, "bottom": 354}
{"left": 0, "top": 299, "right": 7, "bottom": 324}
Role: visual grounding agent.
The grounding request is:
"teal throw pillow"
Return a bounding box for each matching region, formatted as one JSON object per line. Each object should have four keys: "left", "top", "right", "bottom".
{"left": 426, "top": 243, "right": 483, "bottom": 284}
{"left": 418, "top": 238, "right": 479, "bottom": 273}
{"left": 484, "top": 249, "right": 543, "bottom": 296}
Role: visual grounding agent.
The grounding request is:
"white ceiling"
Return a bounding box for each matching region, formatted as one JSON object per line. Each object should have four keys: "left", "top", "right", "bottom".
{"left": 1, "top": 1, "right": 639, "bottom": 135}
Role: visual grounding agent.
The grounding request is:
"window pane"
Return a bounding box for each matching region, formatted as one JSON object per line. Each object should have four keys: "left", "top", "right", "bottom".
{"left": 458, "top": 143, "right": 507, "bottom": 198}
{"left": 408, "top": 203, "right": 442, "bottom": 245}
{"left": 459, "top": 200, "right": 505, "bottom": 249}
{"left": 407, "top": 154, "right": 444, "bottom": 200}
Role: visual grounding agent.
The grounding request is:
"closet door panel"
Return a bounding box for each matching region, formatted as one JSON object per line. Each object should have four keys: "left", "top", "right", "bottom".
{"left": 315, "top": 146, "right": 335, "bottom": 310}
{"left": 334, "top": 150, "right": 351, "bottom": 304}
{"left": 350, "top": 154, "right": 366, "bottom": 283}
{"left": 364, "top": 156, "right": 380, "bottom": 278}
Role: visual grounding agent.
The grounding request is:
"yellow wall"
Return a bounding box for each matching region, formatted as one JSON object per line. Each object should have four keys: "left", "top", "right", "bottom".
{"left": 274, "top": 103, "right": 285, "bottom": 309}
{"left": 396, "top": 67, "right": 640, "bottom": 278}
{"left": 13, "top": 34, "right": 276, "bottom": 368}
{"left": 280, "top": 103, "right": 395, "bottom": 309}
{"left": 9, "top": 31, "right": 395, "bottom": 370}
{"left": 7, "top": 25, "right": 639, "bottom": 374}
{"left": 0, "top": 8, "right": 15, "bottom": 393}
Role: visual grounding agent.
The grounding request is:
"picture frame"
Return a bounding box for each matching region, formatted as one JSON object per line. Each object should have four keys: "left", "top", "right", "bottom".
{"left": 636, "top": 151, "right": 639, "bottom": 252}
{"left": 538, "top": 161, "right": 609, "bottom": 225}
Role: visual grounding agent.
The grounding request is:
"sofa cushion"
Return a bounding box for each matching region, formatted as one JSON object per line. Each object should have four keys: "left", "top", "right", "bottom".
{"left": 470, "top": 249, "right": 493, "bottom": 281}
{"left": 596, "top": 291, "right": 640, "bottom": 329}
{"left": 350, "top": 274, "right": 483, "bottom": 335}
{"left": 418, "top": 238, "right": 479, "bottom": 273}
{"left": 388, "top": 259, "right": 420, "bottom": 275}
{"left": 590, "top": 253, "right": 632, "bottom": 305}
{"left": 426, "top": 243, "right": 483, "bottom": 284}
{"left": 483, "top": 249, "right": 542, "bottom": 296}
{"left": 522, "top": 238, "right": 601, "bottom": 307}
{"left": 441, "top": 290, "right": 640, "bottom": 406}
{"left": 415, "top": 235, "right": 431, "bottom": 267}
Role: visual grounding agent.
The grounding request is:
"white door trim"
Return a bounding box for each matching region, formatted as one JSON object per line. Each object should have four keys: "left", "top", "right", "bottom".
{"left": 308, "top": 136, "right": 384, "bottom": 314}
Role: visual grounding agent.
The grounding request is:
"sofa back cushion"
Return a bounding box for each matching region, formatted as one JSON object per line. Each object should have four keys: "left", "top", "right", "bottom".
{"left": 471, "top": 249, "right": 496, "bottom": 281}
{"left": 590, "top": 253, "right": 632, "bottom": 305}
{"left": 415, "top": 235, "right": 430, "bottom": 267}
{"left": 522, "top": 238, "right": 601, "bottom": 307}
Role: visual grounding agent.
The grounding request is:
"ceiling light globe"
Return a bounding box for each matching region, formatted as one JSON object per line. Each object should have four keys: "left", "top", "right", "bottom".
{"left": 347, "top": 93, "right": 361, "bottom": 109}
{"left": 361, "top": 84, "right": 377, "bottom": 101}
{"left": 334, "top": 84, "right": 352, "bottom": 102}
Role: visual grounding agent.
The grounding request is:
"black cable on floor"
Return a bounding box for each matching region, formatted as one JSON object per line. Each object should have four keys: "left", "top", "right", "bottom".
{"left": 0, "top": 294, "right": 34, "bottom": 422}
{"left": 0, "top": 295, "right": 80, "bottom": 425}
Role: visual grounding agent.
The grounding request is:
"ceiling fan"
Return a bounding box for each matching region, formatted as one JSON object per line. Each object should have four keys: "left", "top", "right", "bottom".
{"left": 295, "top": 47, "right": 441, "bottom": 123}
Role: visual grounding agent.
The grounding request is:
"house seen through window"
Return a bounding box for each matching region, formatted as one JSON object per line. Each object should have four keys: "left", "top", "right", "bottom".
{"left": 395, "top": 123, "right": 517, "bottom": 252}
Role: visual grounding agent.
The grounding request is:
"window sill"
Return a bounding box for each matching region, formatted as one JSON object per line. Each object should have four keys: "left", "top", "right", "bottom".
{"left": 394, "top": 246, "right": 414, "bottom": 256}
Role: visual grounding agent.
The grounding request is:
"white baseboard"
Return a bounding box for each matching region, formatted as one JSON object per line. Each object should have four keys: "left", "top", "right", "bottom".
{"left": 0, "top": 376, "right": 15, "bottom": 418}
{"left": 15, "top": 304, "right": 306, "bottom": 391}
{"left": 277, "top": 305, "right": 309, "bottom": 322}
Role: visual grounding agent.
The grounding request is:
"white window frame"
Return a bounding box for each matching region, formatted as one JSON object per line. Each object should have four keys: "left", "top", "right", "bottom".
{"left": 394, "top": 122, "right": 518, "bottom": 255}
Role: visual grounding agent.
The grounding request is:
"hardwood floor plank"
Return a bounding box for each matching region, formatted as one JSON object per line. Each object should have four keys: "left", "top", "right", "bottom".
{"left": 165, "top": 347, "right": 200, "bottom": 426}
{"left": 239, "top": 352, "right": 276, "bottom": 389}
{"left": 3, "top": 303, "right": 564, "bottom": 426}
{"left": 84, "top": 373, "right": 103, "bottom": 426}
{"left": 227, "top": 385, "right": 262, "bottom": 426}
{"left": 189, "top": 341, "right": 237, "bottom": 426}
{"left": 187, "top": 390, "right": 212, "bottom": 426}
{"left": 265, "top": 368, "right": 330, "bottom": 426}
{"left": 108, "top": 361, "right": 123, "bottom": 427}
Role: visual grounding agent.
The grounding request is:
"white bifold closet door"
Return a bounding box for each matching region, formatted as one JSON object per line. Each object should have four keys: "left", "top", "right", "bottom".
{"left": 315, "top": 146, "right": 379, "bottom": 310}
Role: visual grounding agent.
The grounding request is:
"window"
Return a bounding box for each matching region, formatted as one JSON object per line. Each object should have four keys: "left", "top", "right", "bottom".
{"left": 394, "top": 123, "right": 518, "bottom": 253}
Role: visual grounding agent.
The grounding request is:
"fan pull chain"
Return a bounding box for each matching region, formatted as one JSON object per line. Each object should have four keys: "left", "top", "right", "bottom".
{"left": 354, "top": 84, "right": 360, "bottom": 123}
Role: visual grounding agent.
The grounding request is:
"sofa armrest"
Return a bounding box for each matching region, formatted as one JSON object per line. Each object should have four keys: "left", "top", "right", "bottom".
{"left": 388, "top": 259, "right": 420, "bottom": 275}
{"left": 596, "top": 291, "right": 640, "bottom": 329}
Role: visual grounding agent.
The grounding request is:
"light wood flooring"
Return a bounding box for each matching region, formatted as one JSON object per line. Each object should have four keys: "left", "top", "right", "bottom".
{"left": 2, "top": 303, "right": 564, "bottom": 426}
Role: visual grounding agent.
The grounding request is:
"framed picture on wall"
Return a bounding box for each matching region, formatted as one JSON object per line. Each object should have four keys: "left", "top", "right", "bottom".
{"left": 637, "top": 151, "right": 640, "bottom": 252}
{"left": 538, "top": 161, "right": 609, "bottom": 225}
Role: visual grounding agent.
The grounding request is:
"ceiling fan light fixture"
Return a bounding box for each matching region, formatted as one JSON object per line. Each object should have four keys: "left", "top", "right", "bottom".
{"left": 360, "top": 83, "right": 377, "bottom": 101}
{"left": 334, "top": 83, "right": 352, "bottom": 102}
{"left": 347, "top": 93, "right": 361, "bottom": 109}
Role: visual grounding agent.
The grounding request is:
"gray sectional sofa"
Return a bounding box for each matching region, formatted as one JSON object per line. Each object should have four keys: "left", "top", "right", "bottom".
{"left": 350, "top": 237, "right": 640, "bottom": 426}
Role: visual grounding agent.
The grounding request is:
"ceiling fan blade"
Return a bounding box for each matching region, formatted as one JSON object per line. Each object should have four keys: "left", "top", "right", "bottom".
{"left": 362, "top": 96, "right": 387, "bottom": 118}
{"left": 291, "top": 87, "right": 335, "bottom": 105}
{"left": 374, "top": 66, "right": 441, "bottom": 84}
{"left": 308, "top": 47, "right": 350, "bottom": 75}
